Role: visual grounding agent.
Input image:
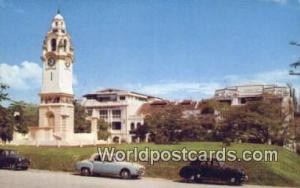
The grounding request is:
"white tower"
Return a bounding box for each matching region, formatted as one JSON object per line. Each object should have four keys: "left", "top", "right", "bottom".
{"left": 38, "top": 11, "right": 74, "bottom": 143}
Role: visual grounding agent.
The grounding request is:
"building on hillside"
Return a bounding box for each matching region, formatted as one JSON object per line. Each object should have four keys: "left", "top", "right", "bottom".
{"left": 214, "top": 84, "right": 293, "bottom": 106}
{"left": 214, "top": 84, "right": 296, "bottom": 149}
{"left": 81, "top": 89, "right": 162, "bottom": 143}
{"left": 214, "top": 84, "right": 295, "bottom": 125}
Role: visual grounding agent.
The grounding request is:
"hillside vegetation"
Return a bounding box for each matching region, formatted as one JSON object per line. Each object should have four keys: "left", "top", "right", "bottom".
{"left": 1, "top": 142, "right": 300, "bottom": 187}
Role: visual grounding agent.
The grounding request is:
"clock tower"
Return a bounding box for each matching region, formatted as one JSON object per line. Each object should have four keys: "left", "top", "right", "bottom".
{"left": 38, "top": 11, "right": 74, "bottom": 143}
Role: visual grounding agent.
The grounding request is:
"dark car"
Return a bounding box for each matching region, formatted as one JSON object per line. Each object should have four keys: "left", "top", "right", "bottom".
{"left": 0, "top": 149, "right": 30, "bottom": 170}
{"left": 179, "top": 158, "right": 248, "bottom": 185}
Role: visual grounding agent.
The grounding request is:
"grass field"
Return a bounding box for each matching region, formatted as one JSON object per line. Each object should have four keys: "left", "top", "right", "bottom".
{"left": 1, "top": 142, "right": 300, "bottom": 187}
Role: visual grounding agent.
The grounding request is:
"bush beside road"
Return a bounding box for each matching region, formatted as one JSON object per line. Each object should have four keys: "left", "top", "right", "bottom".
{"left": 1, "top": 142, "right": 300, "bottom": 187}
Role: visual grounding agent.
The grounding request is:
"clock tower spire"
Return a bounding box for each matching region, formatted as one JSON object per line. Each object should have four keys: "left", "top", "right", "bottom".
{"left": 38, "top": 11, "right": 75, "bottom": 143}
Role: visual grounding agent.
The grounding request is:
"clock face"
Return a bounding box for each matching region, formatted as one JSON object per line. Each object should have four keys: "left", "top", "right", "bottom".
{"left": 65, "top": 59, "right": 71, "bottom": 68}
{"left": 47, "top": 58, "right": 56, "bottom": 67}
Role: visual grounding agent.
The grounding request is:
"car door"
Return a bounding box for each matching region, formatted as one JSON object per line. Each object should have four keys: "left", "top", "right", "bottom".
{"left": 210, "top": 160, "right": 224, "bottom": 179}
{"left": 199, "top": 161, "right": 211, "bottom": 178}
{"left": 92, "top": 155, "right": 118, "bottom": 176}
{"left": 92, "top": 155, "right": 106, "bottom": 174}
{"left": 202, "top": 160, "right": 221, "bottom": 180}
{"left": 100, "top": 157, "right": 122, "bottom": 176}
{"left": 0, "top": 150, "right": 10, "bottom": 167}
{"left": 0, "top": 150, "right": 4, "bottom": 167}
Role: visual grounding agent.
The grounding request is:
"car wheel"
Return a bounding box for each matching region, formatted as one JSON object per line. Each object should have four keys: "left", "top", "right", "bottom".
{"left": 189, "top": 175, "right": 195, "bottom": 182}
{"left": 195, "top": 173, "right": 202, "bottom": 183}
{"left": 183, "top": 174, "right": 196, "bottom": 183}
{"left": 120, "top": 169, "right": 131, "bottom": 179}
{"left": 228, "top": 177, "right": 241, "bottom": 185}
{"left": 10, "top": 163, "right": 18, "bottom": 170}
{"left": 234, "top": 178, "right": 242, "bottom": 185}
{"left": 80, "top": 168, "right": 91, "bottom": 176}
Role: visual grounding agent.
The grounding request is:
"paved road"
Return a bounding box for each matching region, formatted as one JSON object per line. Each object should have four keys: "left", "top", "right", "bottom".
{"left": 0, "top": 169, "right": 292, "bottom": 188}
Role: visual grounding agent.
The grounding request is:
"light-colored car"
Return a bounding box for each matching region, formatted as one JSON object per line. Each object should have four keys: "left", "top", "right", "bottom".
{"left": 76, "top": 153, "right": 145, "bottom": 179}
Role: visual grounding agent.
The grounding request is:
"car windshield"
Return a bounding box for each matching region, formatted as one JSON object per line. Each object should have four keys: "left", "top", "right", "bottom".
{"left": 1, "top": 150, "right": 19, "bottom": 157}
{"left": 93, "top": 154, "right": 114, "bottom": 162}
{"left": 9, "top": 150, "right": 18, "bottom": 155}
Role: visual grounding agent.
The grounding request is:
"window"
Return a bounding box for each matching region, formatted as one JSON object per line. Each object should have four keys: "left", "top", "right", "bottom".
{"left": 112, "top": 109, "right": 121, "bottom": 118}
{"left": 63, "top": 39, "right": 67, "bottom": 51}
{"left": 130, "top": 122, "right": 135, "bottom": 130}
{"left": 87, "top": 109, "right": 93, "bottom": 116}
{"left": 51, "top": 39, "right": 56, "bottom": 51}
{"left": 120, "top": 96, "right": 126, "bottom": 100}
{"left": 96, "top": 95, "right": 117, "bottom": 102}
{"left": 99, "top": 110, "right": 108, "bottom": 119}
{"left": 94, "top": 155, "right": 101, "bottom": 161}
{"left": 50, "top": 72, "right": 53, "bottom": 81}
{"left": 241, "top": 98, "right": 247, "bottom": 104}
{"left": 112, "top": 122, "right": 121, "bottom": 130}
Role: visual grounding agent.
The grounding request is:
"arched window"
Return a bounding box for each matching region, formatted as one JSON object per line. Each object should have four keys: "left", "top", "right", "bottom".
{"left": 51, "top": 39, "right": 56, "bottom": 51}
{"left": 46, "top": 111, "right": 55, "bottom": 128}
{"left": 113, "top": 137, "right": 120, "bottom": 143}
{"left": 63, "top": 39, "right": 67, "bottom": 51}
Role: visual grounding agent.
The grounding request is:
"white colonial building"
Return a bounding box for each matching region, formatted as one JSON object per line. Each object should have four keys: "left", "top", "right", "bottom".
{"left": 81, "top": 89, "right": 162, "bottom": 143}
{"left": 214, "top": 84, "right": 296, "bottom": 150}
{"left": 214, "top": 84, "right": 293, "bottom": 107}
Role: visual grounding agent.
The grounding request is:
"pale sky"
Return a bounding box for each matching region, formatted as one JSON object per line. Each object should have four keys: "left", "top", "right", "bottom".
{"left": 0, "top": 0, "right": 300, "bottom": 104}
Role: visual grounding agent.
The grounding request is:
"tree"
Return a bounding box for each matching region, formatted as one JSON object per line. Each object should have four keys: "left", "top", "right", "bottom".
{"left": 180, "top": 100, "right": 221, "bottom": 141}
{"left": 180, "top": 115, "right": 212, "bottom": 141}
{"left": 131, "top": 123, "right": 149, "bottom": 142}
{"left": 0, "top": 82, "right": 9, "bottom": 104}
{"left": 145, "top": 105, "right": 183, "bottom": 144}
{"left": 218, "top": 97, "right": 285, "bottom": 145}
{"left": 7, "top": 101, "right": 38, "bottom": 134}
{"left": 0, "top": 106, "right": 13, "bottom": 142}
{"left": 9, "top": 101, "right": 27, "bottom": 134}
{"left": 74, "top": 102, "right": 91, "bottom": 133}
{"left": 0, "top": 82, "right": 13, "bottom": 142}
{"left": 97, "top": 119, "right": 111, "bottom": 140}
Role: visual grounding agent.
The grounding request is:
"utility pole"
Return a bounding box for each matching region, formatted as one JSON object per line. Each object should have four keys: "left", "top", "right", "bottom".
{"left": 288, "top": 41, "right": 300, "bottom": 152}
{"left": 289, "top": 41, "right": 300, "bottom": 108}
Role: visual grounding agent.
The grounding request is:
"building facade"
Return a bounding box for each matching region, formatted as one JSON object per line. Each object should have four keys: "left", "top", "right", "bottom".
{"left": 81, "top": 89, "right": 162, "bottom": 143}
{"left": 214, "top": 84, "right": 293, "bottom": 107}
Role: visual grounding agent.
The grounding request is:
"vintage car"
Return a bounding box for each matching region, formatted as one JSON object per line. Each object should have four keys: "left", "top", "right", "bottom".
{"left": 0, "top": 149, "right": 30, "bottom": 170}
{"left": 76, "top": 153, "right": 145, "bottom": 179}
{"left": 179, "top": 158, "right": 248, "bottom": 185}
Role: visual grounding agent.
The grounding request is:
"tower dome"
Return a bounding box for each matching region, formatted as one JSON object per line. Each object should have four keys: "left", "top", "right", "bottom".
{"left": 54, "top": 13, "right": 64, "bottom": 20}
{"left": 51, "top": 10, "right": 66, "bottom": 33}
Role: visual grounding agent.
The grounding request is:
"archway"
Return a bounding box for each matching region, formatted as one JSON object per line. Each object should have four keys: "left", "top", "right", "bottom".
{"left": 46, "top": 111, "right": 55, "bottom": 128}
{"left": 112, "top": 136, "right": 120, "bottom": 143}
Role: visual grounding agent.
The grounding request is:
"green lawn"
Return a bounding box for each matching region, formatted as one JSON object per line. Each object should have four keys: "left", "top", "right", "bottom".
{"left": 1, "top": 142, "right": 300, "bottom": 187}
